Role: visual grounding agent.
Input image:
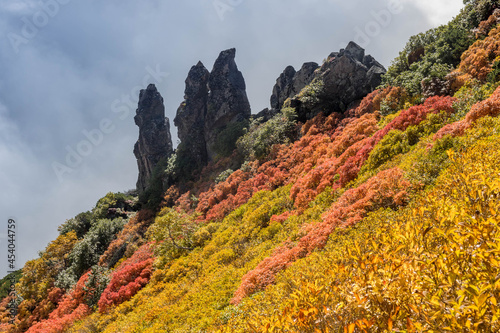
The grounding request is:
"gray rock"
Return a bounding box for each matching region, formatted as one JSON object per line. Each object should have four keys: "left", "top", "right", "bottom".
{"left": 293, "top": 62, "right": 319, "bottom": 100}
{"left": 344, "top": 41, "right": 365, "bottom": 62}
{"left": 290, "top": 42, "right": 386, "bottom": 121}
{"left": 173, "top": 48, "right": 252, "bottom": 174}
{"left": 270, "top": 62, "right": 319, "bottom": 111}
{"left": 254, "top": 108, "right": 278, "bottom": 123}
{"left": 174, "top": 61, "right": 210, "bottom": 170}
{"left": 205, "top": 48, "right": 251, "bottom": 160}
{"left": 271, "top": 66, "right": 296, "bottom": 110}
{"left": 133, "top": 84, "right": 173, "bottom": 192}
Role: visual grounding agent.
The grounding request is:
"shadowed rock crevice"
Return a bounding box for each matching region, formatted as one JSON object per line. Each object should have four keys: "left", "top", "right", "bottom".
{"left": 270, "top": 62, "right": 319, "bottom": 111}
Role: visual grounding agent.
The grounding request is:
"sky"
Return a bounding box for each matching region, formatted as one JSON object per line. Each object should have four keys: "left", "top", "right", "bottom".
{"left": 0, "top": 0, "right": 464, "bottom": 277}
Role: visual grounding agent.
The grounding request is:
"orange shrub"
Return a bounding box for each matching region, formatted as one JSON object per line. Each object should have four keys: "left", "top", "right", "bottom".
{"left": 232, "top": 167, "right": 410, "bottom": 304}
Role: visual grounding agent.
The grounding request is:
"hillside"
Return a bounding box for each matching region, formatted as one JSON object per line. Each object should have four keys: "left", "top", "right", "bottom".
{"left": 2, "top": 1, "right": 500, "bottom": 332}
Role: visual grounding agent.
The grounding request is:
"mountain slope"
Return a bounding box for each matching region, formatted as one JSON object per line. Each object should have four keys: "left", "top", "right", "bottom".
{"left": 2, "top": 2, "right": 500, "bottom": 332}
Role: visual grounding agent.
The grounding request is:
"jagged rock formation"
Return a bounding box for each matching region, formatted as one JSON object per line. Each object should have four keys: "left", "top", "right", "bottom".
{"left": 205, "top": 48, "right": 251, "bottom": 160}
{"left": 134, "top": 84, "right": 173, "bottom": 192}
{"left": 175, "top": 48, "right": 251, "bottom": 169}
{"left": 270, "top": 62, "right": 318, "bottom": 110}
{"left": 174, "top": 61, "right": 210, "bottom": 171}
{"left": 288, "top": 42, "right": 386, "bottom": 121}
{"left": 137, "top": 44, "right": 382, "bottom": 186}
{"left": 271, "top": 66, "right": 296, "bottom": 110}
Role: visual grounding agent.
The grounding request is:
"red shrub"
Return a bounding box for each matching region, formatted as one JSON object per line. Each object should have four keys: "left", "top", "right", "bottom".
{"left": 98, "top": 244, "right": 154, "bottom": 313}
{"left": 192, "top": 95, "right": 452, "bottom": 223}
{"left": 26, "top": 274, "right": 91, "bottom": 333}
{"left": 434, "top": 86, "right": 500, "bottom": 140}
{"left": 291, "top": 96, "right": 454, "bottom": 209}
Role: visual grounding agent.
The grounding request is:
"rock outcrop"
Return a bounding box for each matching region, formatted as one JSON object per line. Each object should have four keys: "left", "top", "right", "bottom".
{"left": 134, "top": 84, "right": 173, "bottom": 192}
{"left": 135, "top": 44, "right": 383, "bottom": 189}
{"left": 287, "top": 42, "right": 386, "bottom": 121}
{"left": 321, "top": 42, "right": 385, "bottom": 108}
{"left": 270, "top": 62, "right": 318, "bottom": 110}
{"left": 271, "top": 66, "right": 296, "bottom": 110}
{"left": 174, "top": 61, "right": 210, "bottom": 170}
{"left": 175, "top": 48, "right": 251, "bottom": 167}
{"left": 205, "top": 48, "right": 251, "bottom": 159}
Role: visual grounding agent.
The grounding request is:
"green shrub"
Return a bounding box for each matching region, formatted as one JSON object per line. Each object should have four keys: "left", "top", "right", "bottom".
{"left": 296, "top": 79, "right": 324, "bottom": 108}
{"left": 237, "top": 108, "right": 298, "bottom": 161}
{"left": 453, "top": 80, "right": 497, "bottom": 119}
{"left": 147, "top": 208, "right": 200, "bottom": 267}
{"left": 382, "top": 7, "right": 478, "bottom": 95}
{"left": 56, "top": 218, "right": 125, "bottom": 289}
{"left": 83, "top": 265, "right": 110, "bottom": 310}
{"left": 58, "top": 211, "right": 93, "bottom": 238}
{"left": 362, "top": 111, "right": 451, "bottom": 174}
{"left": 93, "top": 192, "right": 135, "bottom": 220}
{"left": 213, "top": 120, "right": 249, "bottom": 158}
{"left": 216, "top": 169, "right": 234, "bottom": 184}
{"left": 0, "top": 270, "right": 21, "bottom": 300}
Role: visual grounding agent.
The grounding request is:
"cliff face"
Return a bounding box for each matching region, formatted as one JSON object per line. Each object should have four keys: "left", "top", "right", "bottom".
{"left": 133, "top": 84, "right": 173, "bottom": 192}
{"left": 174, "top": 61, "right": 210, "bottom": 171}
{"left": 205, "top": 48, "right": 251, "bottom": 160}
{"left": 270, "top": 62, "right": 319, "bottom": 110}
{"left": 175, "top": 48, "right": 251, "bottom": 170}
{"left": 319, "top": 42, "right": 385, "bottom": 110}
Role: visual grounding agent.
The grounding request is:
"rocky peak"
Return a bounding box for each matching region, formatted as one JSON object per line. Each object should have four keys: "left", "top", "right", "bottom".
{"left": 174, "top": 61, "right": 210, "bottom": 170}
{"left": 173, "top": 48, "right": 251, "bottom": 173}
{"left": 342, "top": 41, "right": 365, "bottom": 62}
{"left": 270, "top": 62, "right": 319, "bottom": 111}
{"left": 175, "top": 61, "right": 210, "bottom": 142}
{"left": 205, "top": 48, "right": 251, "bottom": 160}
{"left": 134, "top": 84, "right": 173, "bottom": 192}
{"left": 183, "top": 61, "right": 210, "bottom": 100}
{"left": 287, "top": 42, "right": 386, "bottom": 121}
{"left": 271, "top": 65, "right": 296, "bottom": 110}
{"left": 134, "top": 84, "right": 166, "bottom": 127}
{"left": 206, "top": 48, "right": 251, "bottom": 122}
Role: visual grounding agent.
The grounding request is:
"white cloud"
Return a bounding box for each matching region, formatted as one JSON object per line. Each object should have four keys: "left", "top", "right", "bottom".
{"left": 405, "top": 0, "right": 464, "bottom": 27}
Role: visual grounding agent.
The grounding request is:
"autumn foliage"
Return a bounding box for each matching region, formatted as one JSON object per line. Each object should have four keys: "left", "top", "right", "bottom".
{"left": 26, "top": 273, "right": 91, "bottom": 333}
{"left": 232, "top": 167, "right": 410, "bottom": 304}
{"left": 435, "top": 85, "right": 500, "bottom": 140}
{"left": 453, "top": 18, "right": 500, "bottom": 87}
{"left": 5, "top": 9, "right": 500, "bottom": 333}
{"left": 99, "top": 209, "right": 155, "bottom": 268}
{"left": 98, "top": 244, "right": 154, "bottom": 313}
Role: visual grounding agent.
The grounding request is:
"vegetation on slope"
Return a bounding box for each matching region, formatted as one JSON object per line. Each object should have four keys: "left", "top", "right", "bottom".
{"left": 2, "top": 2, "right": 500, "bottom": 332}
